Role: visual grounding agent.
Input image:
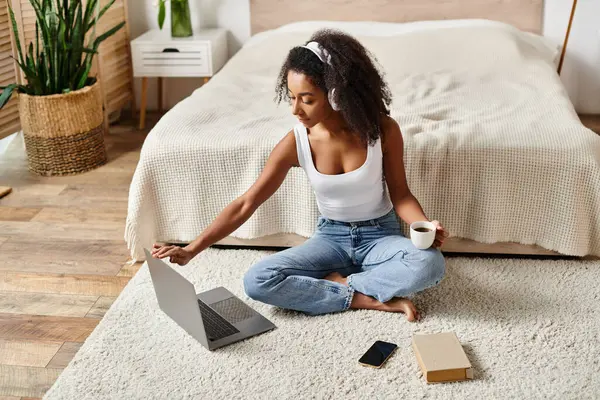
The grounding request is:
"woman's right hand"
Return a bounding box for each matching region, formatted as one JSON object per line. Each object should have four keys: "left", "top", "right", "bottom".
{"left": 151, "top": 244, "right": 196, "bottom": 266}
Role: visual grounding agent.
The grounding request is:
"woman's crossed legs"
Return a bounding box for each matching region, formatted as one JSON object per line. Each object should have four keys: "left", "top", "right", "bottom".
{"left": 243, "top": 234, "right": 445, "bottom": 321}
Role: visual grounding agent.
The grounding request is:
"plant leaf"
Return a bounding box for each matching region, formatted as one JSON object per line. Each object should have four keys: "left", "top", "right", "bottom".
{"left": 83, "top": 0, "right": 97, "bottom": 35}
{"left": 8, "top": 7, "right": 25, "bottom": 67}
{"left": 70, "top": 2, "right": 83, "bottom": 90}
{"left": 0, "top": 84, "right": 17, "bottom": 109}
{"left": 75, "top": 52, "right": 93, "bottom": 89}
{"left": 14, "top": 58, "right": 41, "bottom": 92}
{"left": 39, "top": 50, "right": 47, "bottom": 89}
{"left": 35, "top": 21, "right": 39, "bottom": 64}
{"left": 86, "top": 0, "right": 117, "bottom": 33}
{"left": 29, "top": 0, "right": 53, "bottom": 91}
{"left": 26, "top": 42, "right": 40, "bottom": 93}
{"left": 45, "top": 9, "right": 59, "bottom": 92}
{"left": 57, "top": 18, "right": 66, "bottom": 91}
{"left": 91, "top": 21, "right": 125, "bottom": 49}
{"left": 158, "top": 0, "right": 166, "bottom": 30}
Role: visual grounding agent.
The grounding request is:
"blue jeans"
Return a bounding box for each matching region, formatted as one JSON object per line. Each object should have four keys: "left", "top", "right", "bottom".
{"left": 243, "top": 209, "right": 446, "bottom": 316}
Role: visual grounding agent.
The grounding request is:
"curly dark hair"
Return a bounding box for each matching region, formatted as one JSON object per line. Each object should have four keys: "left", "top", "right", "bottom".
{"left": 275, "top": 29, "right": 392, "bottom": 146}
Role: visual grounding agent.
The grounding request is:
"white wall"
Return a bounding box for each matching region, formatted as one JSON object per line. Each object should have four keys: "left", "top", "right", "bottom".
{"left": 543, "top": 0, "right": 600, "bottom": 113}
{"left": 127, "top": 0, "right": 600, "bottom": 113}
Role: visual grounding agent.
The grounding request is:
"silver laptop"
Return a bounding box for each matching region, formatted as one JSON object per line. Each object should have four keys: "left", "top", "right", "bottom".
{"left": 144, "top": 248, "right": 276, "bottom": 351}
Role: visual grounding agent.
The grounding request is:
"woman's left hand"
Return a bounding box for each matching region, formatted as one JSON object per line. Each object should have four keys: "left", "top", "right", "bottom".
{"left": 430, "top": 220, "right": 449, "bottom": 249}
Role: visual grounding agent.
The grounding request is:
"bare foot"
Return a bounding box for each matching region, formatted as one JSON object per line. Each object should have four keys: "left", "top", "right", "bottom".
{"left": 381, "top": 297, "right": 420, "bottom": 322}
{"left": 324, "top": 273, "right": 420, "bottom": 322}
{"left": 323, "top": 271, "right": 348, "bottom": 286}
{"left": 350, "top": 293, "right": 420, "bottom": 322}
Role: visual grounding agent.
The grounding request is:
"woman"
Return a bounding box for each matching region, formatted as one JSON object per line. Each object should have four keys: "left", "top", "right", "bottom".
{"left": 152, "top": 29, "right": 449, "bottom": 322}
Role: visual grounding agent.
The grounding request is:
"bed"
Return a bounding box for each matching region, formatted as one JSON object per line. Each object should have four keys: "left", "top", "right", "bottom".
{"left": 125, "top": 1, "right": 600, "bottom": 262}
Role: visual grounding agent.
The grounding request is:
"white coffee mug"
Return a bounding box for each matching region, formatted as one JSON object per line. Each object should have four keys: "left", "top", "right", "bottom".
{"left": 410, "top": 221, "right": 436, "bottom": 250}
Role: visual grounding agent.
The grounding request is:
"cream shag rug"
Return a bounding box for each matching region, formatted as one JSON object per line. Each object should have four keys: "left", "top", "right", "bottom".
{"left": 43, "top": 248, "right": 600, "bottom": 399}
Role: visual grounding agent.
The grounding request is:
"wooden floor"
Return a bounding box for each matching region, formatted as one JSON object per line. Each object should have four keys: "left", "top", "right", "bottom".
{"left": 0, "top": 114, "right": 160, "bottom": 399}
{"left": 0, "top": 113, "right": 598, "bottom": 399}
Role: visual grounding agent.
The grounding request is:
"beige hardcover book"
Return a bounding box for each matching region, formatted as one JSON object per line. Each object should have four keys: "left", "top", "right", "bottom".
{"left": 412, "top": 332, "right": 473, "bottom": 383}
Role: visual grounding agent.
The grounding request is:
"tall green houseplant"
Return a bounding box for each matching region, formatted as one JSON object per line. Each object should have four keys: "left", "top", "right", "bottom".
{"left": 0, "top": 0, "right": 126, "bottom": 176}
{"left": 0, "top": 0, "right": 125, "bottom": 108}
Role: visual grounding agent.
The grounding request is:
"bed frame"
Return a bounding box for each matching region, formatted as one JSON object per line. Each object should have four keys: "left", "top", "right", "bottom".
{"left": 211, "top": 0, "right": 572, "bottom": 257}
{"left": 249, "top": 0, "right": 543, "bottom": 35}
{"left": 214, "top": 234, "right": 565, "bottom": 257}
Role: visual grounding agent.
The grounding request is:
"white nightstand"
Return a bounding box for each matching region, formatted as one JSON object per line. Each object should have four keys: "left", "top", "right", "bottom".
{"left": 131, "top": 28, "right": 228, "bottom": 129}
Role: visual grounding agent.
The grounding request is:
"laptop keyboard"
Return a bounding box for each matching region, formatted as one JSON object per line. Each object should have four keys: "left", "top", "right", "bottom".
{"left": 197, "top": 299, "right": 240, "bottom": 341}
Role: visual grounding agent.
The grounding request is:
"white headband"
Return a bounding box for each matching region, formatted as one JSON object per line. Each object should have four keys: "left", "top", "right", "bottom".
{"left": 301, "top": 41, "right": 332, "bottom": 65}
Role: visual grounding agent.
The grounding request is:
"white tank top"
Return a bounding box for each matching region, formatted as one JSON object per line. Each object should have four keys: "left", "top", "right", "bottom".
{"left": 293, "top": 123, "right": 394, "bottom": 222}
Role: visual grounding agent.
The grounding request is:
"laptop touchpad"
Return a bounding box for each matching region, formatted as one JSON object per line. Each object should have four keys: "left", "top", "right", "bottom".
{"left": 209, "top": 297, "right": 256, "bottom": 324}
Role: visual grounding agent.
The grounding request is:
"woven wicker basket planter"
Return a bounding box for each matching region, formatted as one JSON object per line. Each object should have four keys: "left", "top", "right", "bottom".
{"left": 18, "top": 82, "right": 107, "bottom": 176}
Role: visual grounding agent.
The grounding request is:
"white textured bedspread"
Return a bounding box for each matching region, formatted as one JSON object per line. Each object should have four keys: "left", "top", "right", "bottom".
{"left": 125, "top": 23, "right": 600, "bottom": 260}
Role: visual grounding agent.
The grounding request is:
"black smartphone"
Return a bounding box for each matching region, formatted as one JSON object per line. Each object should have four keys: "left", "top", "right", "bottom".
{"left": 358, "top": 340, "right": 398, "bottom": 368}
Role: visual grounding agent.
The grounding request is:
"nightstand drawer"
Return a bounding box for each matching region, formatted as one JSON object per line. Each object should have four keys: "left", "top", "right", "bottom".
{"left": 133, "top": 43, "right": 211, "bottom": 77}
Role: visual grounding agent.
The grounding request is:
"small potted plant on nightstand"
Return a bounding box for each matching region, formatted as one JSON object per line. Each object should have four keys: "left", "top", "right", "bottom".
{"left": 0, "top": 0, "right": 124, "bottom": 176}
{"left": 157, "top": 0, "right": 193, "bottom": 37}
